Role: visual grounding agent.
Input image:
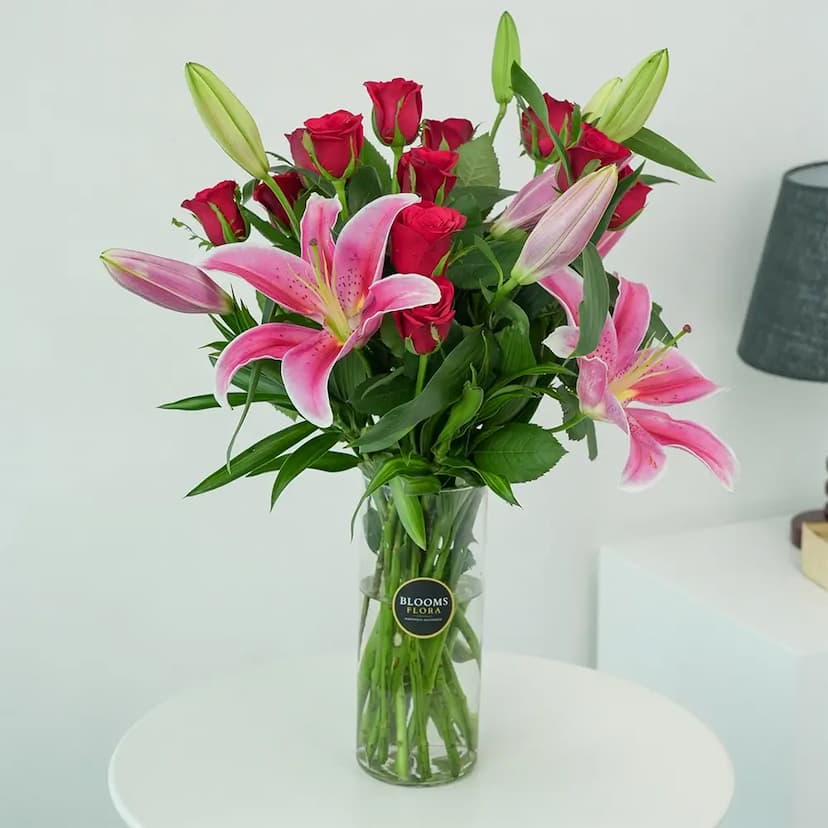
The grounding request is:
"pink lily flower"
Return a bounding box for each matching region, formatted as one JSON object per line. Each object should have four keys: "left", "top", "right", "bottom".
{"left": 540, "top": 269, "right": 736, "bottom": 490}
{"left": 100, "top": 248, "right": 232, "bottom": 314}
{"left": 511, "top": 166, "right": 618, "bottom": 285}
{"left": 203, "top": 193, "right": 440, "bottom": 428}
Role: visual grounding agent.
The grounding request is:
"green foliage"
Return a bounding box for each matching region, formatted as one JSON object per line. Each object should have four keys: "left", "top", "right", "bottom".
{"left": 159, "top": 392, "right": 291, "bottom": 411}
{"left": 356, "top": 330, "right": 486, "bottom": 452}
{"left": 455, "top": 134, "right": 500, "bottom": 188}
{"left": 270, "top": 432, "right": 342, "bottom": 507}
{"left": 624, "top": 127, "right": 712, "bottom": 180}
{"left": 473, "top": 423, "right": 565, "bottom": 483}
{"left": 572, "top": 244, "right": 609, "bottom": 356}
{"left": 347, "top": 165, "right": 383, "bottom": 214}
{"left": 188, "top": 422, "right": 316, "bottom": 496}
{"left": 358, "top": 140, "right": 393, "bottom": 190}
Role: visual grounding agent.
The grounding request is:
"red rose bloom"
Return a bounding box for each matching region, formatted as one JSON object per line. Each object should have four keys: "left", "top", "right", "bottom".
{"left": 364, "top": 78, "right": 423, "bottom": 146}
{"left": 286, "top": 127, "right": 316, "bottom": 172}
{"left": 252, "top": 172, "right": 304, "bottom": 227}
{"left": 422, "top": 118, "right": 475, "bottom": 151}
{"left": 303, "top": 110, "right": 364, "bottom": 179}
{"left": 566, "top": 123, "right": 632, "bottom": 179}
{"left": 181, "top": 180, "right": 247, "bottom": 246}
{"left": 610, "top": 168, "right": 652, "bottom": 229}
{"left": 520, "top": 94, "right": 575, "bottom": 158}
{"left": 397, "top": 147, "right": 460, "bottom": 203}
{"left": 394, "top": 276, "right": 455, "bottom": 354}
{"left": 390, "top": 202, "right": 467, "bottom": 277}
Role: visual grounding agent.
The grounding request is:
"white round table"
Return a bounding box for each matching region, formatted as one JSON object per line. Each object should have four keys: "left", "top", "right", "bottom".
{"left": 109, "top": 653, "right": 734, "bottom": 828}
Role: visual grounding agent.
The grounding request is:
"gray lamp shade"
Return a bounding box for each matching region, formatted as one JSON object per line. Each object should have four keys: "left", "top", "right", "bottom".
{"left": 738, "top": 162, "right": 828, "bottom": 381}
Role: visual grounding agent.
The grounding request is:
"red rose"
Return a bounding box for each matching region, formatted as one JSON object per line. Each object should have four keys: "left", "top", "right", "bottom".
{"left": 286, "top": 127, "right": 316, "bottom": 172}
{"left": 520, "top": 94, "right": 575, "bottom": 158}
{"left": 390, "top": 202, "right": 467, "bottom": 276}
{"left": 303, "top": 110, "right": 364, "bottom": 179}
{"left": 567, "top": 123, "right": 632, "bottom": 179}
{"left": 422, "top": 118, "right": 475, "bottom": 151}
{"left": 610, "top": 168, "right": 652, "bottom": 229}
{"left": 394, "top": 276, "right": 455, "bottom": 354}
{"left": 181, "top": 180, "right": 247, "bottom": 246}
{"left": 252, "top": 172, "right": 304, "bottom": 227}
{"left": 364, "top": 78, "right": 423, "bottom": 146}
{"left": 397, "top": 147, "right": 459, "bottom": 203}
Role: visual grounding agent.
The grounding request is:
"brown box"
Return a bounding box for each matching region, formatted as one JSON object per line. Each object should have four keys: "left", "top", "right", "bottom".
{"left": 801, "top": 522, "right": 828, "bottom": 590}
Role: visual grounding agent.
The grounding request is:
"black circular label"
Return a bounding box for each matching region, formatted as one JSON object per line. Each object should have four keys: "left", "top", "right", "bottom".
{"left": 392, "top": 578, "right": 455, "bottom": 639}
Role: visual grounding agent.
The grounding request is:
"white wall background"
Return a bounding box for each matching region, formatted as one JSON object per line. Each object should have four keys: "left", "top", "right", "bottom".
{"left": 3, "top": 0, "right": 828, "bottom": 824}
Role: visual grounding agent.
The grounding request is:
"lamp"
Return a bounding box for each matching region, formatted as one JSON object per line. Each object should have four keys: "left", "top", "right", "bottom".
{"left": 738, "top": 161, "right": 828, "bottom": 546}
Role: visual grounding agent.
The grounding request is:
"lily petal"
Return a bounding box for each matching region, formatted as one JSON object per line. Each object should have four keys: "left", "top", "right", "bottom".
{"left": 203, "top": 245, "right": 323, "bottom": 321}
{"left": 578, "top": 357, "right": 628, "bottom": 433}
{"left": 546, "top": 325, "right": 580, "bottom": 358}
{"left": 512, "top": 166, "right": 618, "bottom": 285}
{"left": 281, "top": 329, "right": 350, "bottom": 428}
{"left": 537, "top": 266, "right": 583, "bottom": 325}
{"left": 358, "top": 273, "right": 442, "bottom": 341}
{"left": 493, "top": 164, "right": 561, "bottom": 235}
{"left": 621, "top": 412, "right": 668, "bottom": 490}
{"left": 627, "top": 407, "right": 737, "bottom": 490}
{"left": 613, "top": 278, "right": 650, "bottom": 364}
{"left": 214, "top": 323, "right": 314, "bottom": 406}
{"left": 626, "top": 348, "right": 719, "bottom": 405}
{"left": 300, "top": 194, "right": 340, "bottom": 279}
{"left": 333, "top": 193, "right": 419, "bottom": 316}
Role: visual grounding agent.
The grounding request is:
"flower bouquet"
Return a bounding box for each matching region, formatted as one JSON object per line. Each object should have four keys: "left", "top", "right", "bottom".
{"left": 101, "top": 11, "right": 735, "bottom": 786}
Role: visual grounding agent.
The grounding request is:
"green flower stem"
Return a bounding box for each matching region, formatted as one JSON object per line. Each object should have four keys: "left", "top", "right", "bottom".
{"left": 550, "top": 412, "right": 587, "bottom": 433}
{"left": 415, "top": 354, "right": 429, "bottom": 396}
{"left": 454, "top": 606, "right": 482, "bottom": 664}
{"left": 260, "top": 175, "right": 300, "bottom": 238}
{"left": 490, "top": 102, "right": 508, "bottom": 141}
{"left": 391, "top": 146, "right": 403, "bottom": 193}
{"left": 490, "top": 274, "right": 521, "bottom": 313}
{"left": 332, "top": 178, "right": 350, "bottom": 220}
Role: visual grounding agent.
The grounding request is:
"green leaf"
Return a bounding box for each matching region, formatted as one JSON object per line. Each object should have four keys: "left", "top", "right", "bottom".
{"left": 356, "top": 330, "right": 485, "bottom": 452}
{"left": 160, "top": 392, "right": 291, "bottom": 411}
{"left": 448, "top": 240, "right": 523, "bottom": 289}
{"left": 270, "top": 432, "right": 342, "bottom": 507}
{"left": 449, "top": 185, "right": 514, "bottom": 216}
{"left": 358, "top": 140, "right": 393, "bottom": 190}
{"left": 351, "top": 371, "right": 414, "bottom": 416}
{"left": 248, "top": 451, "right": 358, "bottom": 477}
{"left": 347, "top": 164, "right": 383, "bottom": 214}
{"left": 389, "top": 476, "right": 426, "bottom": 549}
{"left": 401, "top": 475, "right": 442, "bottom": 496}
{"left": 646, "top": 301, "right": 674, "bottom": 344}
{"left": 435, "top": 383, "right": 484, "bottom": 452}
{"left": 455, "top": 134, "right": 500, "bottom": 188}
{"left": 478, "top": 469, "right": 520, "bottom": 506}
{"left": 188, "top": 421, "right": 316, "bottom": 496}
{"left": 623, "top": 127, "right": 712, "bottom": 181}
{"left": 332, "top": 350, "right": 370, "bottom": 403}
{"left": 473, "top": 423, "right": 565, "bottom": 483}
{"left": 639, "top": 174, "right": 677, "bottom": 186}
{"left": 572, "top": 244, "right": 609, "bottom": 356}
{"left": 240, "top": 206, "right": 286, "bottom": 246}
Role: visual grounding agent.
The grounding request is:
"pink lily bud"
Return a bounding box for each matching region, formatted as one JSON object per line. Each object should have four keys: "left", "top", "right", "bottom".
{"left": 491, "top": 164, "right": 561, "bottom": 237}
{"left": 100, "top": 248, "right": 232, "bottom": 314}
{"left": 511, "top": 165, "right": 618, "bottom": 285}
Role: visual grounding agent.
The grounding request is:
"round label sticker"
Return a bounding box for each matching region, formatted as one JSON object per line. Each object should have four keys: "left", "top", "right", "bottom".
{"left": 392, "top": 577, "right": 455, "bottom": 639}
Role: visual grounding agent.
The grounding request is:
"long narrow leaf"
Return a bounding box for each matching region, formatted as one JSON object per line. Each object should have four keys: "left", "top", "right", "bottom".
{"left": 623, "top": 127, "right": 712, "bottom": 180}
{"left": 248, "top": 451, "right": 358, "bottom": 477}
{"left": 389, "top": 476, "right": 426, "bottom": 549}
{"left": 270, "top": 432, "right": 341, "bottom": 508}
{"left": 160, "top": 392, "right": 291, "bottom": 411}
{"left": 187, "top": 421, "right": 316, "bottom": 496}
{"left": 573, "top": 244, "right": 609, "bottom": 356}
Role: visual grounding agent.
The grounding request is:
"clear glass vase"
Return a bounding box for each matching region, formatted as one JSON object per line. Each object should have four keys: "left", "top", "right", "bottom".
{"left": 355, "top": 482, "right": 486, "bottom": 786}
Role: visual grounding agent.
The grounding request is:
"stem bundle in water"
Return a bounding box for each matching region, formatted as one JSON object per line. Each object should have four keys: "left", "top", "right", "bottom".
{"left": 356, "top": 484, "right": 485, "bottom": 785}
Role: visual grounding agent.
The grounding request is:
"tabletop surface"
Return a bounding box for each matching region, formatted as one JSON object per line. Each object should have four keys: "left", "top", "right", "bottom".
{"left": 109, "top": 652, "right": 734, "bottom": 828}
{"left": 601, "top": 516, "right": 828, "bottom": 653}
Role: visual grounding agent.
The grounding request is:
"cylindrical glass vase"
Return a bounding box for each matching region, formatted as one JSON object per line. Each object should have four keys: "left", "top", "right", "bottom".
{"left": 355, "top": 482, "right": 486, "bottom": 786}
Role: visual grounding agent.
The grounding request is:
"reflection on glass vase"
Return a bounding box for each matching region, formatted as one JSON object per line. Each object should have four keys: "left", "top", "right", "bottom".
{"left": 356, "top": 481, "right": 486, "bottom": 786}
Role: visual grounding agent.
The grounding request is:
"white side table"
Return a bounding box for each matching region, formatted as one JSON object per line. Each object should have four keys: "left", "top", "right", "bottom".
{"left": 598, "top": 516, "right": 828, "bottom": 828}
{"left": 109, "top": 653, "right": 733, "bottom": 828}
